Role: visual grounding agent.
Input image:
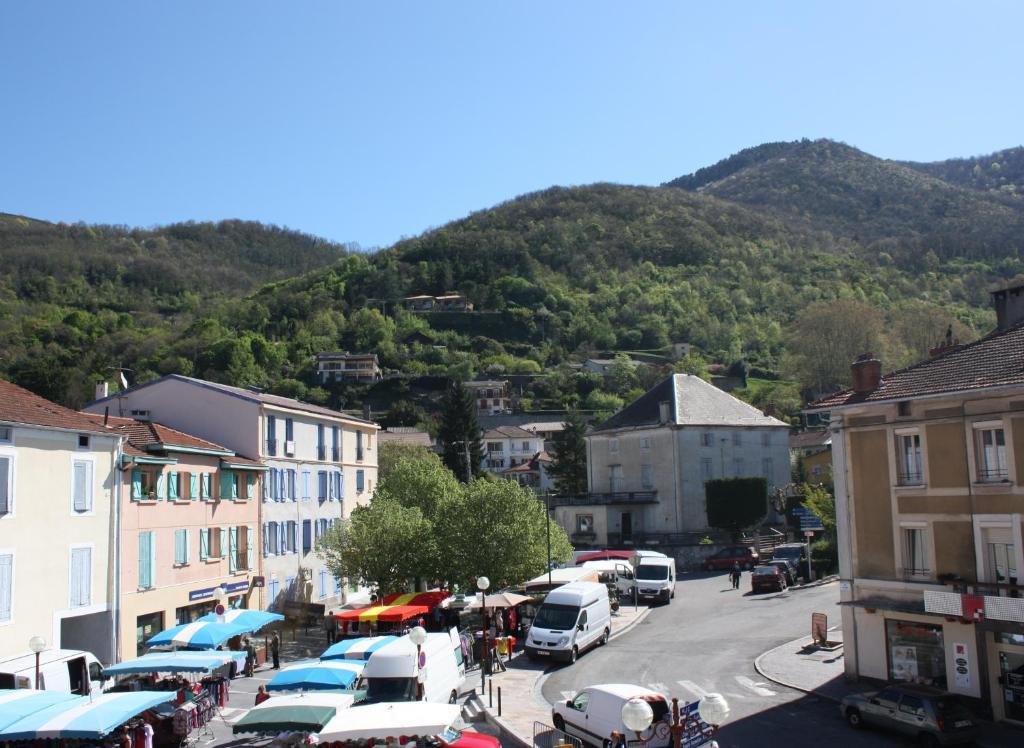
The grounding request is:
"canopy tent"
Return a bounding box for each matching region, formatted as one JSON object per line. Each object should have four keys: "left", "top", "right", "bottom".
{"left": 320, "top": 636, "right": 398, "bottom": 662}
{"left": 574, "top": 549, "right": 635, "bottom": 565}
{"left": 336, "top": 591, "right": 449, "bottom": 624}
{"left": 196, "top": 608, "right": 284, "bottom": 632}
{"left": 0, "top": 690, "right": 80, "bottom": 731}
{"left": 232, "top": 692, "right": 355, "bottom": 734}
{"left": 464, "top": 591, "right": 532, "bottom": 609}
{"left": 146, "top": 620, "right": 251, "bottom": 649}
{"left": 317, "top": 702, "right": 461, "bottom": 742}
{"left": 103, "top": 651, "right": 238, "bottom": 676}
{"left": 524, "top": 566, "right": 598, "bottom": 592}
{"left": 0, "top": 691, "right": 173, "bottom": 742}
{"left": 379, "top": 591, "right": 449, "bottom": 607}
{"left": 267, "top": 660, "right": 365, "bottom": 692}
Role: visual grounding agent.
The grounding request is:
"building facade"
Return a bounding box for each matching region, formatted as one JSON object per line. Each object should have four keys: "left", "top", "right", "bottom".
{"left": 86, "top": 375, "right": 380, "bottom": 613}
{"left": 481, "top": 426, "right": 543, "bottom": 472}
{"left": 564, "top": 374, "right": 790, "bottom": 547}
{"left": 0, "top": 380, "right": 121, "bottom": 663}
{"left": 467, "top": 380, "right": 512, "bottom": 416}
{"left": 809, "top": 285, "right": 1024, "bottom": 724}
{"left": 314, "top": 352, "right": 382, "bottom": 384}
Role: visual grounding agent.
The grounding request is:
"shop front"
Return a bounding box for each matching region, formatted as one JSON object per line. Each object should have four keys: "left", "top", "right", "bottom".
{"left": 135, "top": 611, "right": 165, "bottom": 657}
{"left": 988, "top": 629, "right": 1024, "bottom": 723}
{"left": 176, "top": 580, "right": 253, "bottom": 625}
{"left": 885, "top": 619, "right": 948, "bottom": 688}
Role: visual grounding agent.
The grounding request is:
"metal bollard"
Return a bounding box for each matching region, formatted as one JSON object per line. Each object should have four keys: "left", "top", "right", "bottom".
{"left": 498, "top": 686, "right": 502, "bottom": 716}
{"left": 488, "top": 679, "right": 493, "bottom": 707}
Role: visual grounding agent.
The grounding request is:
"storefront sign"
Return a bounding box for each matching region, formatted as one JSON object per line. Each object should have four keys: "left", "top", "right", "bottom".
{"left": 252, "top": 576, "right": 266, "bottom": 588}
{"left": 953, "top": 642, "right": 970, "bottom": 689}
{"left": 811, "top": 612, "right": 827, "bottom": 644}
{"left": 188, "top": 580, "right": 251, "bottom": 601}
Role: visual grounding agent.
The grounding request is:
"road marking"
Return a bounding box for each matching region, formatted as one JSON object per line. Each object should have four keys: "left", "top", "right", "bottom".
{"left": 735, "top": 675, "right": 777, "bottom": 697}
{"left": 676, "top": 680, "right": 709, "bottom": 699}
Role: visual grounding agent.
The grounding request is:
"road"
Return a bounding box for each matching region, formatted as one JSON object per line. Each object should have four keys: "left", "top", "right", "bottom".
{"left": 540, "top": 572, "right": 903, "bottom": 748}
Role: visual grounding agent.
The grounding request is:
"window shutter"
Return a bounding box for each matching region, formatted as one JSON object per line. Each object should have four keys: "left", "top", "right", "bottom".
{"left": 229, "top": 528, "right": 237, "bottom": 573}
{"left": 168, "top": 472, "right": 179, "bottom": 500}
{"left": 138, "top": 532, "right": 151, "bottom": 589}
{"left": 73, "top": 461, "right": 89, "bottom": 511}
{"left": 156, "top": 473, "right": 166, "bottom": 501}
{"left": 319, "top": 569, "right": 326, "bottom": 599}
{"left": 247, "top": 527, "right": 254, "bottom": 570}
{"left": 131, "top": 468, "right": 143, "bottom": 501}
{"left": 262, "top": 523, "right": 269, "bottom": 557}
{"left": 189, "top": 473, "right": 199, "bottom": 500}
{"left": 263, "top": 470, "right": 270, "bottom": 501}
{"left": 318, "top": 471, "right": 327, "bottom": 501}
{"left": 0, "top": 457, "right": 9, "bottom": 514}
{"left": 290, "top": 521, "right": 298, "bottom": 554}
{"left": 356, "top": 470, "right": 364, "bottom": 492}
{"left": 0, "top": 553, "right": 12, "bottom": 622}
{"left": 200, "top": 473, "right": 209, "bottom": 500}
{"left": 335, "top": 472, "right": 343, "bottom": 501}
{"left": 247, "top": 474, "right": 256, "bottom": 500}
{"left": 289, "top": 469, "right": 297, "bottom": 502}
{"left": 220, "top": 473, "right": 231, "bottom": 501}
{"left": 302, "top": 520, "right": 311, "bottom": 554}
{"left": 278, "top": 523, "right": 285, "bottom": 555}
{"left": 302, "top": 470, "right": 310, "bottom": 500}
{"left": 199, "top": 530, "right": 208, "bottom": 562}
{"left": 70, "top": 547, "right": 91, "bottom": 606}
{"left": 220, "top": 528, "right": 228, "bottom": 559}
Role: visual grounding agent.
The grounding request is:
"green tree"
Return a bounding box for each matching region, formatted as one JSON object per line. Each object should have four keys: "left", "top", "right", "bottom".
{"left": 605, "top": 353, "right": 639, "bottom": 396}
{"left": 438, "top": 380, "right": 483, "bottom": 481}
{"left": 377, "top": 441, "right": 436, "bottom": 483}
{"left": 801, "top": 482, "right": 836, "bottom": 533}
{"left": 674, "top": 352, "right": 711, "bottom": 380}
{"left": 546, "top": 411, "right": 588, "bottom": 495}
{"left": 375, "top": 448, "right": 461, "bottom": 519}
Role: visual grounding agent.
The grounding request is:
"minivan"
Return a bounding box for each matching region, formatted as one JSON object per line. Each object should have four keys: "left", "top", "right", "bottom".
{"left": 356, "top": 628, "right": 466, "bottom": 705}
{"left": 634, "top": 556, "right": 676, "bottom": 604}
{"left": 581, "top": 560, "right": 636, "bottom": 598}
{"left": 0, "top": 649, "right": 106, "bottom": 696}
{"left": 526, "top": 581, "right": 611, "bottom": 664}
{"left": 553, "top": 684, "right": 671, "bottom": 748}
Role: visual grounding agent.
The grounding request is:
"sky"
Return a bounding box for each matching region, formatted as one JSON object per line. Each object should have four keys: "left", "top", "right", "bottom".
{"left": 2, "top": 1, "right": 1022, "bottom": 249}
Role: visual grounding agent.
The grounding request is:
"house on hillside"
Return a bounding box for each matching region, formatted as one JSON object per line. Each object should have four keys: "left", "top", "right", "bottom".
{"left": 805, "top": 281, "right": 1024, "bottom": 723}
{"left": 86, "top": 374, "right": 379, "bottom": 613}
{"left": 789, "top": 429, "right": 832, "bottom": 484}
{"left": 503, "top": 451, "right": 554, "bottom": 494}
{"left": 0, "top": 380, "right": 121, "bottom": 663}
{"left": 553, "top": 374, "right": 789, "bottom": 548}
{"left": 314, "top": 352, "right": 382, "bottom": 384}
{"left": 481, "top": 426, "right": 543, "bottom": 473}
{"left": 401, "top": 295, "right": 436, "bottom": 311}
{"left": 466, "top": 380, "right": 512, "bottom": 416}
{"left": 377, "top": 427, "right": 433, "bottom": 450}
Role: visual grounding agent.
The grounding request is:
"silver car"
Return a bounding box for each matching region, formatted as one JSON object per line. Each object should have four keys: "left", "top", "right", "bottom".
{"left": 841, "top": 684, "right": 979, "bottom": 746}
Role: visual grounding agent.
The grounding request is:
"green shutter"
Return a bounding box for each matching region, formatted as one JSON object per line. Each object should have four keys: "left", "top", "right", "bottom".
{"left": 131, "top": 469, "right": 143, "bottom": 500}
{"left": 246, "top": 474, "right": 255, "bottom": 500}
{"left": 156, "top": 473, "right": 166, "bottom": 501}
{"left": 168, "top": 472, "right": 179, "bottom": 500}
{"left": 199, "top": 530, "right": 208, "bottom": 561}
{"left": 228, "top": 528, "right": 237, "bottom": 573}
{"left": 220, "top": 528, "right": 228, "bottom": 559}
{"left": 138, "top": 532, "right": 152, "bottom": 589}
{"left": 201, "top": 474, "right": 210, "bottom": 499}
{"left": 190, "top": 473, "right": 199, "bottom": 500}
{"left": 220, "top": 473, "right": 232, "bottom": 501}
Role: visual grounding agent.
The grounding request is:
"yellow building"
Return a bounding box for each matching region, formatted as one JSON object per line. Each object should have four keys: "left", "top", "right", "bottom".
{"left": 808, "top": 282, "right": 1024, "bottom": 723}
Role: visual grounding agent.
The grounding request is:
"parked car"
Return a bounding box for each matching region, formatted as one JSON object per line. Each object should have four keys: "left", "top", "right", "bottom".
{"left": 553, "top": 684, "right": 671, "bottom": 748}
{"left": 840, "top": 684, "right": 979, "bottom": 746}
{"left": 765, "top": 559, "right": 798, "bottom": 586}
{"left": 750, "top": 565, "right": 787, "bottom": 593}
{"left": 701, "top": 546, "right": 759, "bottom": 571}
{"left": 771, "top": 543, "right": 808, "bottom": 569}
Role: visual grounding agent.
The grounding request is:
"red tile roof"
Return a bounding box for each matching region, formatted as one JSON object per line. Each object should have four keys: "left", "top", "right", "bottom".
{"left": 0, "top": 379, "right": 116, "bottom": 435}
{"left": 809, "top": 321, "right": 1024, "bottom": 410}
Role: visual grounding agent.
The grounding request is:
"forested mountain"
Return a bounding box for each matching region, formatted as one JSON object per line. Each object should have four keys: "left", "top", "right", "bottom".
{"left": 2, "top": 140, "right": 1022, "bottom": 415}
{"left": 900, "top": 146, "right": 1024, "bottom": 202}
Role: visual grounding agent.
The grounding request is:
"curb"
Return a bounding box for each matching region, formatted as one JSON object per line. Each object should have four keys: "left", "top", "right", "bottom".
{"left": 752, "top": 636, "right": 842, "bottom": 704}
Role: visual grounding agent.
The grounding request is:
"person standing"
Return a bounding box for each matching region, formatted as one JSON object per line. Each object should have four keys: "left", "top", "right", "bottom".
{"left": 255, "top": 685, "right": 271, "bottom": 705}
{"left": 731, "top": 562, "right": 741, "bottom": 589}
{"left": 324, "top": 611, "right": 337, "bottom": 645}
{"left": 270, "top": 631, "right": 281, "bottom": 669}
{"left": 244, "top": 638, "right": 256, "bottom": 677}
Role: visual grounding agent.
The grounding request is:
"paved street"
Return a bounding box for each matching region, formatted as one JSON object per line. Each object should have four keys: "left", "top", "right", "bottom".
{"left": 540, "top": 573, "right": 905, "bottom": 748}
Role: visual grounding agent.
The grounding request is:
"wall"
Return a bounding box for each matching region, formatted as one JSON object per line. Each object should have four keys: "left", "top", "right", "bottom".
{"left": 849, "top": 429, "right": 895, "bottom": 579}
{"left": 925, "top": 422, "right": 969, "bottom": 489}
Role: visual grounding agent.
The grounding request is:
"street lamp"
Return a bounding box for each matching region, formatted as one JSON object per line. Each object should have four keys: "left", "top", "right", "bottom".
{"left": 408, "top": 626, "right": 427, "bottom": 700}
{"left": 477, "top": 576, "right": 490, "bottom": 693}
{"left": 621, "top": 694, "right": 730, "bottom": 748}
{"left": 29, "top": 635, "right": 47, "bottom": 689}
{"left": 621, "top": 697, "right": 654, "bottom": 741}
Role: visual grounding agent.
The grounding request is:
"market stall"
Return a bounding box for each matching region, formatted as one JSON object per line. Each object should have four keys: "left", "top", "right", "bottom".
{"left": 196, "top": 608, "right": 283, "bottom": 632}
{"left": 0, "top": 691, "right": 173, "bottom": 744}
{"left": 103, "top": 651, "right": 239, "bottom": 677}
{"left": 316, "top": 701, "right": 461, "bottom": 743}
{"left": 335, "top": 592, "right": 449, "bottom": 635}
{"left": 0, "top": 690, "right": 80, "bottom": 731}
{"left": 146, "top": 620, "right": 251, "bottom": 649}
{"left": 266, "top": 660, "right": 365, "bottom": 692}
{"left": 320, "top": 636, "right": 398, "bottom": 662}
{"left": 232, "top": 692, "right": 355, "bottom": 736}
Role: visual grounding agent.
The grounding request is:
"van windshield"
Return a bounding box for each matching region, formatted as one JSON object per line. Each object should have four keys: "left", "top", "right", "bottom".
{"left": 363, "top": 677, "right": 418, "bottom": 702}
{"left": 636, "top": 566, "right": 669, "bottom": 581}
{"left": 533, "top": 603, "right": 581, "bottom": 630}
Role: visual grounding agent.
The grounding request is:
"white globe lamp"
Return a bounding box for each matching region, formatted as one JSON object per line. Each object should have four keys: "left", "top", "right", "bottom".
{"left": 408, "top": 626, "right": 427, "bottom": 647}
{"left": 621, "top": 698, "right": 654, "bottom": 734}
{"left": 698, "top": 693, "right": 730, "bottom": 727}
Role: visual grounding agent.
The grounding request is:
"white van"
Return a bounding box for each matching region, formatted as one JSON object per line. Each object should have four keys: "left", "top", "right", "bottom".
{"left": 635, "top": 556, "right": 676, "bottom": 604}
{"left": 357, "top": 628, "right": 466, "bottom": 705}
{"left": 0, "top": 649, "right": 106, "bottom": 696}
{"left": 526, "top": 581, "right": 611, "bottom": 664}
{"left": 553, "top": 684, "right": 671, "bottom": 748}
{"left": 581, "top": 560, "right": 636, "bottom": 598}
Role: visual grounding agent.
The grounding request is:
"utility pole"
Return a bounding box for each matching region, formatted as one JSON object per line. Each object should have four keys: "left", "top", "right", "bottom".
{"left": 464, "top": 439, "right": 472, "bottom": 483}
{"left": 545, "top": 491, "right": 552, "bottom": 587}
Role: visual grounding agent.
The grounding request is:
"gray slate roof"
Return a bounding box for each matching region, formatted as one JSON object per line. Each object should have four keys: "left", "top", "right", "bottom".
{"left": 593, "top": 374, "right": 788, "bottom": 433}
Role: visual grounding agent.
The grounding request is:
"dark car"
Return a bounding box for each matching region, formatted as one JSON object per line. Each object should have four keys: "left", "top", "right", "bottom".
{"left": 771, "top": 543, "right": 808, "bottom": 567}
{"left": 765, "top": 559, "right": 798, "bottom": 586}
{"left": 841, "top": 684, "right": 979, "bottom": 746}
{"left": 702, "top": 546, "right": 759, "bottom": 571}
{"left": 750, "top": 565, "right": 787, "bottom": 593}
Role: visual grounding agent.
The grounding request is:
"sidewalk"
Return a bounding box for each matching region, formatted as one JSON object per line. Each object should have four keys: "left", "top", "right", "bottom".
{"left": 755, "top": 630, "right": 1023, "bottom": 748}
{"left": 475, "top": 603, "right": 652, "bottom": 748}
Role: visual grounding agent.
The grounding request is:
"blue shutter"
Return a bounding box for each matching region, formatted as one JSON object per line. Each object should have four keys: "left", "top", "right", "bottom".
{"left": 220, "top": 528, "right": 228, "bottom": 559}
{"left": 318, "top": 471, "right": 327, "bottom": 501}
{"left": 229, "top": 528, "right": 237, "bottom": 573}
{"left": 289, "top": 521, "right": 297, "bottom": 554}
{"left": 131, "top": 469, "right": 143, "bottom": 500}
{"left": 199, "top": 529, "right": 208, "bottom": 561}
{"left": 319, "top": 570, "right": 327, "bottom": 599}
{"left": 263, "top": 470, "right": 271, "bottom": 501}
{"left": 268, "top": 578, "right": 279, "bottom": 610}
{"left": 139, "top": 533, "right": 152, "bottom": 589}
{"left": 168, "top": 472, "right": 179, "bottom": 500}
{"left": 262, "top": 523, "right": 269, "bottom": 557}
{"left": 289, "top": 469, "right": 297, "bottom": 501}
{"left": 302, "top": 520, "right": 312, "bottom": 554}
{"left": 356, "top": 469, "right": 364, "bottom": 492}
{"left": 302, "top": 471, "right": 310, "bottom": 500}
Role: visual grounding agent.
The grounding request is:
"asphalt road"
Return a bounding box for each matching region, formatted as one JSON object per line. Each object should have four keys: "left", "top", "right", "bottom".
{"left": 540, "top": 572, "right": 905, "bottom": 748}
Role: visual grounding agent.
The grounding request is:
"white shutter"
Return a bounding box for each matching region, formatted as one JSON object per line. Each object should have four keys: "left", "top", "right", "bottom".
{"left": 70, "top": 547, "right": 91, "bottom": 607}
{"left": 0, "top": 457, "right": 10, "bottom": 515}
{"left": 72, "top": 461, "right": 89, "bottom": 512}
{"left": 0, "top": 553, "right": 12, "bottom": 622}
{"left": 246, "top": 527, "right": 254, "bottom": 571}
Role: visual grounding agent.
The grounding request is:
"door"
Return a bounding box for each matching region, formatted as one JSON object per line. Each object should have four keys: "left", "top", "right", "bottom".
{"left": 894, "top": 694, "right": 929, "bottom": 736}
{"left": 563, "top": 691, "right": 590, "bottom": 741}
{"left": 1000, "top": 650, "right": 1024, "bottom": 722}
{"left": 621, "top": 512, "right": 632, "bottom": 541}
{"left": 67, "top": 657, "right": 87, "bottom": 696}
{"left": 576, "top": 609, "right": 590, "bottom": 649}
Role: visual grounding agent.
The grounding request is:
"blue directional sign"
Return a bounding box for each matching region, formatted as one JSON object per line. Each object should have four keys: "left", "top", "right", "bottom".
{"left": 791, "top": 507, "right": 813, "bottom": 517}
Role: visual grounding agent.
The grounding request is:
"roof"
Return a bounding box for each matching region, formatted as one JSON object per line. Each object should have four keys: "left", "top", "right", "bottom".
{"left": 87, "top": 375, "right": 377, "bottom": 428}
{"left": 503, "top": 450, "right": 552, "bottom": 474}
{"left": 0, "top": 379, "right": 117, "bottom": 436}
{"left": 377, "top": 429, "right": 433, "bottom": 448}
{"left": 315, "top": 352, "right": 379, "bottom": 361}
{"left": 483, "top": 425, "right": 537, "bottom": 439}
{"left": 789, "top": 430, "right": 831, "bottom": 450}
{"left": 593, "top": 374, "right": 788, "bottom": 433}
{"left": 465, "top": 380, "right": 509, "bottom": 388}
{"left": 809, "top": 321, "right": 1024, "bottom": 410}
{"left": 518, "top": 421, "right": 566, "bottom": 433}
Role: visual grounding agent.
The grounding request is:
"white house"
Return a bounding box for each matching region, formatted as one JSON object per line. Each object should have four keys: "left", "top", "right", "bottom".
{"left": 563, "top": 374, "right": 790, "bottom": 547}
{"left": 86, "top": 375, "right": 379, "bottom": 611}
{"left": 481, "top": 426, "right": 543, "bottom": 473}
{"left": 0, "top": 379, "right": 122, "bottom": 664}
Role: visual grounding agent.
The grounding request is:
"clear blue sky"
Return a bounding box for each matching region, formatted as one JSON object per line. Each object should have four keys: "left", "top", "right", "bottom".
{"left": 2, "top": 2, "right": 1021, "bottom": 249}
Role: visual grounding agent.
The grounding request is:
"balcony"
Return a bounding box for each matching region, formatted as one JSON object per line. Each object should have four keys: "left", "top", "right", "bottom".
{"left": 924, "top": 579, "right": 1024, "bottom": 623}
{"left": 896, "top": 470, "right": 924, "bottom": 487}
{"left": 548, "top": 491, "right": 658, "bottom": 507}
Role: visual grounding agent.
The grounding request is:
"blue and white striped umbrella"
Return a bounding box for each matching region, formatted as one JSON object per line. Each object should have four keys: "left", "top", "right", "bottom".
{"left": 104, "top": 651, "right": 238, "bottom": 676}
{"left": 320, "top": 636, "right": 398, "bottom": 661}
{"left": 146, "top": 620, "right": 250, "bottom": 649}
{"left": 0, "top": 692, "right": 173, "bottom": 741}
{"left": 196, "top": 609, "right": 284, "bottom": 632}
{"left": 267, "top": 659, "right": 365, "bottom": 692}
{"left": 0, "top": 690, "right": 80, "bottom": 731}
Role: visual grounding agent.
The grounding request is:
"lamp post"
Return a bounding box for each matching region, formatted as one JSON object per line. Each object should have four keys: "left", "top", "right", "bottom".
{"left": 545, "top": 491, "right": 552, "bottom": 587}
{"left": 408, "top": 625, "right": 427, "bottom": 700}
{"left": 622, "top": 694, "right": 730, "bottom": 748}
{"left": 477, "top": 575, "right": 490, "bottom": 693}
{"left": 621, "top": 697, "right": 654, "bottom": 744}
{"left": 29, "top": 635, "right": 47, "bottom": 690}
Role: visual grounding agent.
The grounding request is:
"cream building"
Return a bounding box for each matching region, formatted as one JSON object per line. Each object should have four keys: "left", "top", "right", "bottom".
{"left": 0, "top": 380, "right": 122, "bottom": 663}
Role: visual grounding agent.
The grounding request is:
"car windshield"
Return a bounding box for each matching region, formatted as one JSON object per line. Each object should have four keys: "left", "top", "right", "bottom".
{"left": 533, "top": 602, "right": 581, "bottom": 630}
{"left": 636, "top": 566, "right": 669, "bottom": 580}
{"left": 363, "top": 677, "right": 418, "bottom": 702}
{"left": 753, "top": 566, "right": 777, "bottom": 576}
{"left": 773, "top": 548, "right": 801, "bottom": 560}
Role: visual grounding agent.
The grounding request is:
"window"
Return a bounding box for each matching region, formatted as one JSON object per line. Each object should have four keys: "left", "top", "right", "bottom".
{"left": 318, "top": 471, "right": 328, "bottom": 500}
{"left": 0, "top": 552, "right": 13, "bottom": 623}
{"left": 287, "top": 469, "right": 297, "bottom": 501}
{"left": 70, "top": 547, "right": 91, "bottom": 607}
{"left": 266, "top": 521, "right": 279, "bottom": 555}
{"left": 266, "top": 415, "right": 277, "bottom": 456}
{"left": 700, "top": 432, "right": 713, "bottom": 447}
{"left": 761, "top": 431, "right": 770, "bottom": 448}
{"left": 285, "top": 418, "right": 294, "bottom": 442}
{"left": 639, "top": 437, "right": 651, "bottom": 451}
{"left": 522, "top": 441, "right": 530, "bottom": 453}
{"left": 0, "top": 426, "right": 10, "bottom": 443}
{"left": 899, "top": 694, "right": 925, "bottom": 717}
{"left": 701, "top": 458, "right": 714, "bottom": 481}
{"left": 317, "top": 424, "right": 326, "bottom": 461}
{"left": 334, "top": 472, "right": 343, "bottom": 501}
{"left": 902, "top": 527, "right": 929, "bottom": 579}
{"left": 220, "top": 471, "right": 239, "bottom": 501}
{"left": 77, "top": 434, "right": 89, "bottom": 449}
{"left": 571, "top": 692, "right": 590, "bottom": 711}
{"left": 72, "top": 459, "right": 93, "bottom": 513}
{"left": 896, "top": 433, "right": 923, "bottom": 485}
{"left": 174, "top": 529, "right": 188, "bottom": 565}
{"left": 732, "top": 432, "right": 742, "bottom": 447}
{"left": 0, "top": 454, "right": 12, "bottom": 517}
{"left": 640, "top": 464, "right": 653, "bottom": 489}
{"left": 576, "top": 515, "right": 593, "bottom": 533}
{"left": 608, "top": 439, "right": 619, "bottom": 453}
{"left": 138, "top": 532, "right": 155, "bottom": 589}
{"left": 332, "top": 426, "right": 340, "bottom": 462}
{"left": 897, "top": 401, "right": 911, "bottom": 417}
{"left": 302, "top": 470, "right": 311, "bottom": 500}
{"left": 983, "top": 527, "right": 1017, "bottom": 584}
{"left": 167, "top": 471, "right": 180, "bottom": 500}
{"left": 200, "top": 473, "right": 211, "bottom": 500}
{"left": 356, "top": 470, "right": 365, "bottom": 493}
{"left": 234, "top": 526, "right": 252, "bottom": 572}
{"left": 609, "top": 465, "right": 622, "bottom": 493}
{"left": 356, "top": 430, "right": 364, "bottom": 461}
{"left": 287, "top": 521, "right": 297, "bottom": 554}
{"left": 886, "top": 619, "right": 946, "bottom": 688}
{"left": 487, "top": 442, "right": 502, "bottom": 453}
{"left": 319, "top": 569, "right": 327, "bottom": 599}
{"left": 975, "top": 425, "right": 1008, "bottom": 481}
{"left": 302, "top": 520, "right": 312, "bottom": 554}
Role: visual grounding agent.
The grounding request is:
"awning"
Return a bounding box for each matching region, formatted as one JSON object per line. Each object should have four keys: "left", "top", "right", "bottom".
{"left": 320, "top": 636, "right": 398, "bottom": 662}
{"left": 0, "top": 691, "right": 80, "bottom": 731}
{"left": 103, "top": 651, "right": 237, "bottom": 676}
{"left": 146, "top": 620, "right": 251, "bottom": 649}
{"left": 379, "top": 591, "right": 449, "bottom": 607}
{"left": 267, "top": 660, "right": 365, "bottom": 692}
{"left": 840, "top": 597, "right": 931, "bottom": 616}
{"left": 317, "top": 702, "right": 461, "bottom": 742}
{"left": 196, "top": 609, "right": 283, "bottom": 633}
{"left": 0, "top": 692, "right": 173, "bottom": 741}
{"left": 376, "top": 604, "right": 430, "bottom": 623}
{"left": 338, "top": 591, "right": 449, "bottom": 623}
{"left": 232, "top": 692, "right": 355, "bottom": 734}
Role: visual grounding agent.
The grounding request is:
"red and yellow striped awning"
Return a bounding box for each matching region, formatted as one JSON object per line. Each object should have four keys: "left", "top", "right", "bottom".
{"left": 336, "top": 592, "right": 449, "bottom": 623}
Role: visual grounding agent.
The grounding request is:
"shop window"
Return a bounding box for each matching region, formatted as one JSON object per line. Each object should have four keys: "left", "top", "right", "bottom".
{"left": 886, "top": 619, "right": 946, "bottom": 689}
{"left": 896, "top": 432, "right": 924, "bottom": 485}
{"left": 576, "top": 515, "right": 593, "bottom": 534}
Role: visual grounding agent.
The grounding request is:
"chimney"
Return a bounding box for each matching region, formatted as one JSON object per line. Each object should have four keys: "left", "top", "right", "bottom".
{"left": 658, "top": 400, "right": 672, "bottom": 424}
{"left": 95, "top": 381, "right": 109, "bottom": 400}
{"left": 991, "top": 281, "right": 1024, "bottom": 331}
{"left": 850, "top": 353, "right": 882, "bottom": 394}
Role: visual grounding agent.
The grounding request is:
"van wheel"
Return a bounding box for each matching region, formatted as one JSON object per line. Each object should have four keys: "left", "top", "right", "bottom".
{"left": 553, "top": 715, "right": 565, "bottom": 732}
{"left": 569, "top": 646, "right": 578, "bottom": 664}
{"left": 600, "top": 628, "right": 609, "bottom": 646}
{"left": 845, "top": 708, "right": 862, "bottom": 729}
{"left": 449, "top": 690, "right": 458, "bottom": 704}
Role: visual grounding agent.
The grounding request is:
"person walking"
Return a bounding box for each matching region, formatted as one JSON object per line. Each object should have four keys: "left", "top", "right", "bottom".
{"left": 731, "top": 562, "right": 741, "bottom": 589}
{"left": 244, "top": 638, "right": 256, "bottom": 677}
{"left": 270, "top": 631, "right": 281, "bottom": 669}
{"left": 324, "top": 610, "right": 337, "bottom": 645}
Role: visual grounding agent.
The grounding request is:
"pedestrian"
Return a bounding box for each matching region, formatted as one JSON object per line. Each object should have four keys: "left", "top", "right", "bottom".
{"left": 120, "top": 725, "right": 133, "bottom": 748}
{"left": 271, "top": 631, "right": 281, "bottom": 669}
{"left": 324, "top": 610, "right": 337, "bottom": 645}
{"left": 731, "top": 562, "right": 741, "bottom": 589}
{"left": 244, "top": 637, "right": 256, "bottom": 677}
{"left": 254, "top": 685, "right": 271, "bottom": 705}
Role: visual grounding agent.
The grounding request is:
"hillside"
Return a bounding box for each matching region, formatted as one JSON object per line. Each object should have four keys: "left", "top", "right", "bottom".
{"left": 664, "top": 139, "right": 1024, "bottom": 263}
{"left": 900, "top": 146, "right": 1024, "bottom": 202}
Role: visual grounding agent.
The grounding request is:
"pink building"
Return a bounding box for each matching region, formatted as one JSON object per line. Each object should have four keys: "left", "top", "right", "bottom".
{"left": 103, "top": 417, "right": 266, "bottom": 658}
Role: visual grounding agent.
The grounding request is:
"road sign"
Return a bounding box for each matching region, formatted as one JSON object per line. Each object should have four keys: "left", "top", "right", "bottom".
{"left": 791, "top": 507, "right": 812, "bottom": 516}
{"left": 803, "top": 530, "right": 816, "bottom": 537}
